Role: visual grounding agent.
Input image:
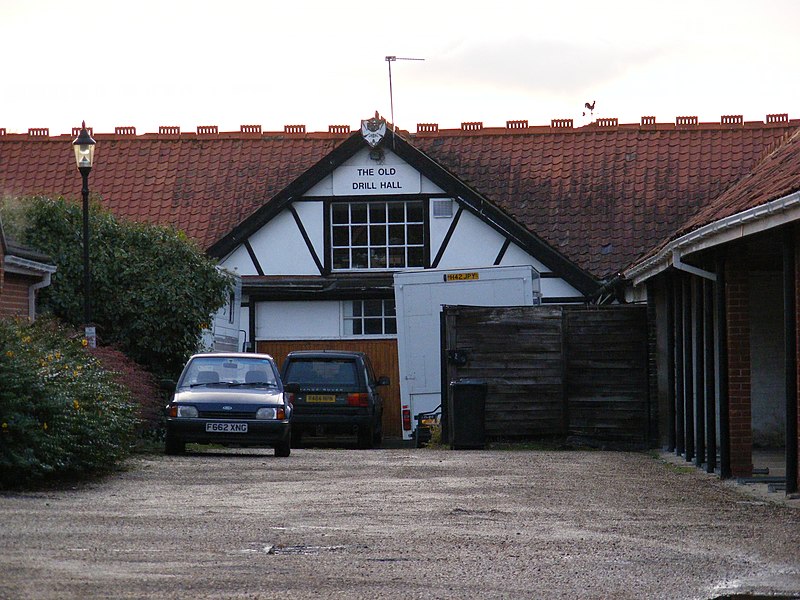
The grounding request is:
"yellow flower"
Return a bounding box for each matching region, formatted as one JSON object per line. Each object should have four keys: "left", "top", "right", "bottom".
{"left": 22, "top": 336, "right": 32, "bottom": 344}
{"left": 81, "top": 338, "right": 88, "bottom": 347}
{"left": 2, "top": 422, "right": 8, "bottom": 430}
{"left": 43, "top": 422, "right": 48, "bottom": 431}
{"left": 73, "top": 400, "right": 81, "bottom": 410}
{"left": 5, "top": 350, "right": 13, "bottom": 358}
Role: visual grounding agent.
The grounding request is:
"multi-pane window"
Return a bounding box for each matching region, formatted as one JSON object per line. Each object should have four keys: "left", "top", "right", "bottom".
{"left": 331, "top": 200, "right": 424, "bottom": 270}
{"left": 343, "top": 299, "right": 397, "bottom": 336}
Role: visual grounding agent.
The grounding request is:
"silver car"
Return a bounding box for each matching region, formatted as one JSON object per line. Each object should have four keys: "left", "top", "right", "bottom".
{"left": 165, "top": 353, "right": 292, "bottom": 456}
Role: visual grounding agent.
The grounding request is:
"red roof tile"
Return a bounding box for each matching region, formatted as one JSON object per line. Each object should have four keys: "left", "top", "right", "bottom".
{"left": 1, "top": 119, "right": 798, "bottom": 280}
{"left": 0, "top": 134, "right": 342, "bottom": 252}
{"left": 673, "top": 128, "right": 800, "bottom": 239}
{"left": 415, "top": 123, "right": 799, "bottom": 277}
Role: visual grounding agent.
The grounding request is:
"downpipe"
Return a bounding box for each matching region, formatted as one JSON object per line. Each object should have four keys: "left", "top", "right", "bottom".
{"left": 672, "top": 250, "right": 716, "bottom": 281}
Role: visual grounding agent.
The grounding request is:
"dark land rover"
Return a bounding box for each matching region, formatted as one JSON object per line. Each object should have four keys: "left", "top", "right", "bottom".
{"left": 281, "top": 351, "right": 389, "bottom": 449}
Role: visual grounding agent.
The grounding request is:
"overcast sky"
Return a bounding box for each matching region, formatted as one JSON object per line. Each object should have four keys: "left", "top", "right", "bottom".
{"left": 2, "top": 0, "right": 798, "bottom": 135}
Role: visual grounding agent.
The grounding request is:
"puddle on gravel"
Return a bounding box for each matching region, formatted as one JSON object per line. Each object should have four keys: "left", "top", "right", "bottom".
{"left": 709, "top": 573, "right": 800, "bottom": 599}
{"left": 265, "top": 544, "right": 346, "bottom": 555}
{"left": 448, "top": 507, "right": 508, "bottom": 519}
{"left": 367, "top": 557, "right": 416, "bottom": 563}
{"left": 241, "top": 543, "right": 347, "bottom": 556}
{"left": 710, "top": 596, "right": 800, "bottom": 599}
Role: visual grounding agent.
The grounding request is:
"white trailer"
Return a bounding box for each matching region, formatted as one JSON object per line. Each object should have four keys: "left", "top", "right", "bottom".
{"left": 201, "top": 270, "right": 243, "bottom": 353}
{"left": 393, "top": 265, "right": 541, "bottom": 440}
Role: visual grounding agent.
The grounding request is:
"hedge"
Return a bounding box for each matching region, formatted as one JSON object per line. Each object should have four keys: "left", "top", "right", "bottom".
{"left": 0, "top": 318, "right": 138, "bottom": 487}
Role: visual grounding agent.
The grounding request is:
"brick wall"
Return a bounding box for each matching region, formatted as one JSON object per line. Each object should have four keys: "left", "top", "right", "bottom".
{"left": 0, "top": 273, "right": 33, "bottom": 319}
{"left": 725, "top": 249, "right": 753, "bottom": 477}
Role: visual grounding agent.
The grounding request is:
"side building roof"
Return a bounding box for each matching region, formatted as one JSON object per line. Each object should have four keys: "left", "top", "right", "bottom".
{"left": 625, "top": 126, "right": 800, "bottom": 284}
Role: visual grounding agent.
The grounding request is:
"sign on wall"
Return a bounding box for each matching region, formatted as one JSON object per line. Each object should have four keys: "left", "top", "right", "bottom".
{"left": 332, "top": 164, "right": 421, "bottom": 196}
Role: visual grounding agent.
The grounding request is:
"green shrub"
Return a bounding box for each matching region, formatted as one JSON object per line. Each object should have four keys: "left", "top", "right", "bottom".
{"left": 0, "top": 318, "right": 137, "bottom": 487}
{"left": 5, "top": 196, "right": 233, "bottom": 379}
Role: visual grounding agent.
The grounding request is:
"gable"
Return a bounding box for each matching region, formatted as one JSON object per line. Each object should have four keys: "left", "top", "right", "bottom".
{"left": 212, "top": 127, "right": 597, "bottom": 296}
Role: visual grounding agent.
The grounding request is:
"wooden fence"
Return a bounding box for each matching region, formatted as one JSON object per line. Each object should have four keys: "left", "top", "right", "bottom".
{"left": 443, "top": 304, "right": 651, "bottom": 447}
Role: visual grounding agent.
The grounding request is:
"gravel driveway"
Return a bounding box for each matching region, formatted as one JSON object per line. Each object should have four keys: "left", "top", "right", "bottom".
{"left": 2, "top": 447, "right": 799, "bottom": 599}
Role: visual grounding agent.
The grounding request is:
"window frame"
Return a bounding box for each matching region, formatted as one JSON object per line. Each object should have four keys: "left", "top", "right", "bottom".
{"left": 326, "top": 197, "right": 429, "bottom": 273}
{"left": 341, "top": 298, "right": 397, "bottom": 337}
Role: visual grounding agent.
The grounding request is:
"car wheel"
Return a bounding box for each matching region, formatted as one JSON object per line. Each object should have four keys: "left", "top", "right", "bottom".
{"left": 275, "top": 441, "right": 291, "bottom": 457}
{"left": 357, "top": 424, "right": 374, "bottom": 449}
{"left": 165, "top": 433, "right": 185, "bottom": 455}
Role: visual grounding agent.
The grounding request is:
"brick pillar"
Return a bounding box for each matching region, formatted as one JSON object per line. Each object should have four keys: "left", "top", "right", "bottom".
{"left": 725, "top": 251, "right": 753, "bottom": 477}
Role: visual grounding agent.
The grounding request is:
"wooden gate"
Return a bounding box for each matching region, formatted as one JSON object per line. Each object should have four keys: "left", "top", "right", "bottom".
{"left": 443, "top": 305, "right": 650, "bottom": 447}
{"left": 257, "top": 339, "right": 401, "bottom": 438}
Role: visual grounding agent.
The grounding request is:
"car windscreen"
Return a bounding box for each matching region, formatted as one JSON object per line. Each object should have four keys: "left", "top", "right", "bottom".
{"left": 179, "top": 357, "right": 278, "bottom": 388}
{"left": 283, "top": 359, "right": 358, "bottom": 387}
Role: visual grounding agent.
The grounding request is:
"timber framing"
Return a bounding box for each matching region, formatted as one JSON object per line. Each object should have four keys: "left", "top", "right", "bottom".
{"left": 208, "top": 130, "right": 599, "bottom": 298}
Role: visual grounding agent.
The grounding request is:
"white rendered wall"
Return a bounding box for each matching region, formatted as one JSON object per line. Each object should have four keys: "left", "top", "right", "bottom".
{"left": 292, "top": 200, "right": 325, "bottom": 262}
{"left": 434, "top": 209, "right": 507, "bottom": 268}
{"left": 257, "top": 301, "right": 342, "bottom": 340}
{"left": 540, "top": 277, "right": 582, "bottom": 299}
{"left": 429, "top": 198, "right": 456, "bottom": 260}
{"left": 499, "top": 243, "right": 550, "bottom": 273}
{"left": 248, "top": 208, "right": 320, "bottom": 275}
{"left": 305, "top": 148, "right": 444, "bottom": 197}
{"left": 219, "top": 245, "right": 258, "bottom": 276}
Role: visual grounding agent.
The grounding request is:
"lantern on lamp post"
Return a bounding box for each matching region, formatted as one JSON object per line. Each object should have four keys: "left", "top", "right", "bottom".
{"left": 72, "top": 121, "right": 96, "bottom": 347}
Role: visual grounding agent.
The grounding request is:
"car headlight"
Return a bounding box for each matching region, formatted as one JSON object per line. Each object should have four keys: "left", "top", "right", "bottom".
{"left": 171, "top": 405, "right": 198, "bottom": 418}
{"left": 256, "top": 407, "right": 286, "bottom": 420}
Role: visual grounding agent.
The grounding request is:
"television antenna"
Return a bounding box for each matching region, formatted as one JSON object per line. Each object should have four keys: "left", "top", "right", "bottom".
{"left": 385, "top": 56, "right": 425, "bottom": 133}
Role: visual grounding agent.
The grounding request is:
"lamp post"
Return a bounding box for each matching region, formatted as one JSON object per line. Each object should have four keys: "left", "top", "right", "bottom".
{"left": 72, "top": 121, "right": 96, "bottom": 347}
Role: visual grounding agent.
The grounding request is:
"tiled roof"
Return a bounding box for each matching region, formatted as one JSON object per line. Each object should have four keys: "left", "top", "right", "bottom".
{"left": 670, "top": 127, "right": 800, "bottom": 240}
{"left": 1, "top": 117, "right": 798, "bottom": 280}
{"left": 0, "top": 130, "right": 344, "bottom": 252}
{"left": 415, "top": 120, "right": 799, "bottom": 278}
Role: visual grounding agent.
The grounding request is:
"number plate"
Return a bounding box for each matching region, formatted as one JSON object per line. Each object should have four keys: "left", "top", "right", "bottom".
{"left": 205, "top": 422, "right": 248, "bottom": 433}
{"left": 306, "top": 394, "right": 336, "bottom": 403}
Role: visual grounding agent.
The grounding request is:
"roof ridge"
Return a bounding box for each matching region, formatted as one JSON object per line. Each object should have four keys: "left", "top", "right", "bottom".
{"left": 1, "top": 114, "right": 797, "bottom": 141}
